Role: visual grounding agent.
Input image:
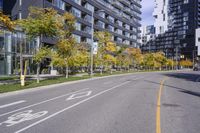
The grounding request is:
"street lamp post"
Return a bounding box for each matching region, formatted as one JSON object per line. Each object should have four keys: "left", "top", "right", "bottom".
{"left": 193, "top": 49, "right": 197, "bottom": 68}
{"left": 165, "top": 49, "right": 168, "bottom": 70}
{"left": 90, "top": 9, "right": 104, "bottom": 76}
{"left": 149, "top": 42, "right": 151, "bottom": 53}
{"left": 90, "top": 10, "right": 94, "bottom": 76}
{"left": 175, "top": 46, "right": 178, "bottom": 70}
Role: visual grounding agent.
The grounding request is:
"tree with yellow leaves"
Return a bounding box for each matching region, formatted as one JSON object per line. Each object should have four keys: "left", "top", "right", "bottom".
{"left": 17, "top": 7, "right": 62, "bottom": 83}
{"left": 142, "top": 53, "right": 155, "bottom": 70}
{"left": 18, "top": 7, "right": 76, "bottom": 82}
{"left": 68, "top": 43, "right": 89, "bottom": 69}
{"left": 30, "top": 46, "right": 51, "bottom": 85}
{"left": 116, "top": 46, "right": 127, "bottom": 71}
{"left": 142, "top": 52, "right": 167, "bottom": 70}
{"left": 0, "top": 12, "right": 15, "bottom": 31}
{"left": 180, "top": 60, "right": 193, "bottom": 68}
{"left": 103, "top": 54, "right": 116, "bottom": 74}
{"left": 52, "top": 42, "right": 88, "bottom": 76}
{"left": 50, "top": 11, "right": 77, "bottom": 78}
{"left": 94, "top": 31, "right": 116, "bottom": 75}
{"left": 166, "top": 59, "right": 174, "bottom": 70}
{"left": 153, "top": 52, "right": 167, "bottom": 70}
{"left": 126, "top": 47, "right": 143, "bottom": 70}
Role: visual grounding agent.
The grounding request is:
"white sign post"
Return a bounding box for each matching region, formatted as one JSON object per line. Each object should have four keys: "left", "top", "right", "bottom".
{"left": 93, "top": 42, "right": 98, "bottom": 55}
{"left": 196, "top": 29, "right": 200, "bottom": 56}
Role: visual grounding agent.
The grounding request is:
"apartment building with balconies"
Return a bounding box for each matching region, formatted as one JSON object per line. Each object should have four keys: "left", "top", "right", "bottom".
{"left": 3, "top": 0, "right": 142, "bottom": 47}
{"left": 0, "top": 0, "right": 141, "bottom": 75}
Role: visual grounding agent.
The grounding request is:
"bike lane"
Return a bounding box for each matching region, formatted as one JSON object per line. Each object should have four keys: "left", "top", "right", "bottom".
{"left": 0, "top": 77, "right": 142, "bottom": 133}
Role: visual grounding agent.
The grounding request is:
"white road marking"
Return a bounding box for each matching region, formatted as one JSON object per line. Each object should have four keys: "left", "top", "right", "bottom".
{"left": 0, "top": 88, "right": 90, "bottom": 117}
{"left": 0, "top": 101, "right": 26, "bottom": 109}
{"left": 66, "top": 91, "right": 92, "bottom": 100}
{"left": 14, "top": 81, "right": 130, "bottom": 133}
{"left": 0, "top": 110, "right": 48, "bottom": 127}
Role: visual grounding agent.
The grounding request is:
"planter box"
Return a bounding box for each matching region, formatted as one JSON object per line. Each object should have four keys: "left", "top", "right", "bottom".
{"left": 50, "top": 70, "right": 58, "bottom": 75}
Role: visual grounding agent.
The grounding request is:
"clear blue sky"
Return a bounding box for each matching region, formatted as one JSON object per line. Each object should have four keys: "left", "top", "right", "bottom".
{"left": 141, "top": 0, "right": 154, "bottom": 26}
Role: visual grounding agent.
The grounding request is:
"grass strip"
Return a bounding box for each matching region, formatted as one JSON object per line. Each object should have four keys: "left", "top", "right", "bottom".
{"left": 0, "top": 70, "right": 171, "bottom": 93}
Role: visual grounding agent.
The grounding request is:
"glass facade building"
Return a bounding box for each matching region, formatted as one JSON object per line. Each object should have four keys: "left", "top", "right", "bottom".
{"left": 0, "top": 28, "right": 37, "bottom": 75}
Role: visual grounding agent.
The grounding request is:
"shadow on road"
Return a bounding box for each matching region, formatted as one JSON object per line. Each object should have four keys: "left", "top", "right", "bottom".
{"left": 162, "top": 72, "right": 200, "bottom": 82}
{"left": 144, "top": 80, "right": 183, "bottom": 90}
{"left": 144, "top": 79, "right": 200, "bottom": 98}
{"left": 180, "top": 90, "right": 200, "bottom": 98}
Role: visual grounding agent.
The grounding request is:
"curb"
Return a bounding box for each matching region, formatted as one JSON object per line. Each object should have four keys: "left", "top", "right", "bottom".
{"left": 0, "top": 72, "right": 137, "bottom": 98}
{"left": 0, "top": 70, "right": 187, "bottom": 98}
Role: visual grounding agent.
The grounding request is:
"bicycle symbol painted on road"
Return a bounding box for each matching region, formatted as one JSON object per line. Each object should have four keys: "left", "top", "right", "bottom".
{"left": 0, "top": 110, "right": 48, "bottom": 127}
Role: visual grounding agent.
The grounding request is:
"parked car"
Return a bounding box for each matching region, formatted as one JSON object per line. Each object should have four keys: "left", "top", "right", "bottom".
{"left": 193, "top": 64, "right": 200, "bottom": 71}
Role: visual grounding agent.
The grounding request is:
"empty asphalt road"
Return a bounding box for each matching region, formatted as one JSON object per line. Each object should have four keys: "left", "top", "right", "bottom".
{"left": 0, "top": 71, "right": 199, "bottom": 133}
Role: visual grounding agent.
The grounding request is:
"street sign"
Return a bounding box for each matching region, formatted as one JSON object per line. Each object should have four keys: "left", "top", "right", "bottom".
{"left": 196, "top": 28, "right": 200, "bottom": 46}
{"left": 93, "top": 42, "right": 98, "bottom": 55}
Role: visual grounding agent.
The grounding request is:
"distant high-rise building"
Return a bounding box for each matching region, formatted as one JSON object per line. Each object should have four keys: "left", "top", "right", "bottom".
{"left": 0, "top": 0, "right": 3, "bottom": 11}
{"left": 153, "top": 0, "right": 169, "bottom": 35}
{"left": 142, "top": 0, "right": 200, "bottom": 60}
{"left": 140, "top": 25, "right": 156, "bottom": 50}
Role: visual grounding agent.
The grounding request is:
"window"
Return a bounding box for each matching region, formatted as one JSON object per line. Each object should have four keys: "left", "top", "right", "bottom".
{"left": 53, "top": 0, "right": 65, "bottom": 10}
{"left": 71, "top": 7, "right": 81, "bottom": 18}
{"left": 84, "top": 15, "right": 92, "bottom": 22}
{"left": 75, "top": 22, "right": 81, "bottom": 31}
{"left": 84, "top": 26, "right": 92, "bottom": 34}
{"left": 183, "top": 16, "right": 188, "bottom": 21}
{"left": 98, "top": 12, "right": 105, "bottom": 18}
{"left": 97, "top": 21, "right": 105, "bottom": 28}
{"left": 84, "top": 3, "right": 94, "bottom": 12}
{"left": 198, "top": 38, "right": 200, "bottom": 42}
{"left": 108, "top": 25, "right": 114, "bottom": 32}
{"left": 73, "top": 34, "right": 81, "bottom": 43}
{"left": 184, "top": 0, "right": 188, "bottom": 4}
{"left": 72, "top": 0, "right": 81, "bottom": 5}
{"left": 116, "top": 20, "right": 122, "bottom": 26}
{"left": 107, "top": 16, "right": 114, "bottom": 23}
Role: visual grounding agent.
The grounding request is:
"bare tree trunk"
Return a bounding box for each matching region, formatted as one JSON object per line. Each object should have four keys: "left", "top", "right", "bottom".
{"left": 20, "top": 52, "right": 23, "bottom": 75}
{"left": 100, "top": 62, "right": 103, "bottom": 75}
{"left": 66, "top": 65, "right": 69, "bottom": 79}
{"left": 19, "top": 33, "right": 24, "bottom": 86}
{"left": 19, "top": 32, "right": 23, "bottom": 75}
{"left": 110, "top": 66, "right": 112, "bottom": 74}
{"left": 36, "top": 63, "right": 40, "bottom": 83}
{"left": 100, "top": 67, "right": 103, "bottom": 75}
{"left": 36, "top": 36, "right": 42, "bottom": 83}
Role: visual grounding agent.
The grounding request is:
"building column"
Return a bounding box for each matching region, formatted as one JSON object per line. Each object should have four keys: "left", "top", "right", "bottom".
{"left": 6, "top": 32, "right": 12, "bottom": 75}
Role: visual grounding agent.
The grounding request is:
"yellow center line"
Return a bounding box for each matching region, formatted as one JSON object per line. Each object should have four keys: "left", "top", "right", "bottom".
{"left": 156, "top": 78, "right": 168, "bottom": 133}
